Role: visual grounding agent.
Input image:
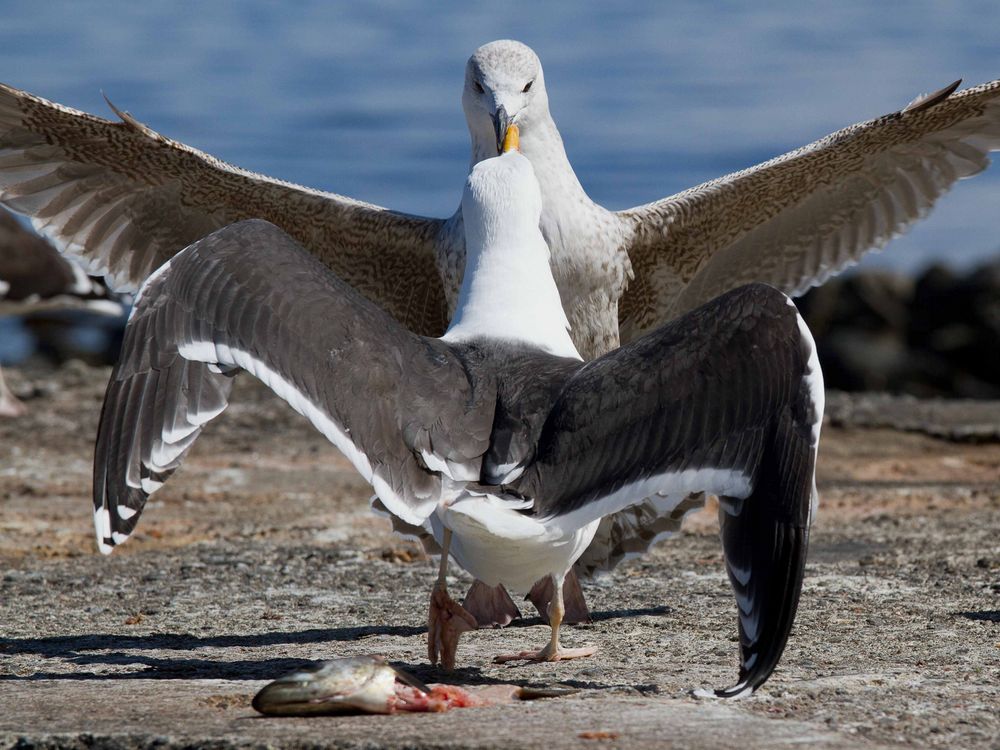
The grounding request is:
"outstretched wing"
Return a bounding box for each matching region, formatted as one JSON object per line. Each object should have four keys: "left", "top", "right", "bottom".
{"left": 93, "top": 220, "right": 493, "bottom": 554}
{"left": 0, "top": 83, "right": 449, "bottom": 334}
{"left": 618, "top": 78, "right": 1000, "bottom": 338}
{"left": 515, "top": 283, "right": 823, "bottom": 696}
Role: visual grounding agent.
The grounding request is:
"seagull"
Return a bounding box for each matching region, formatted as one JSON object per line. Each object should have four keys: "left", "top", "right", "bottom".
{"left": 2, "top": 39, "right": 984, "bottom": 612}
{"left": 0, "top": 208, "right": 122, "bottom": 416}
{"left": 92, "top": 129, "right": 824, "bottom": 697}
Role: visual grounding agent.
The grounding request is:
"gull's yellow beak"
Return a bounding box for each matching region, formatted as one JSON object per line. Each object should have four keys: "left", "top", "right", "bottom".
{"left": 502, "top": 124, "right": 520, "bottom": 153}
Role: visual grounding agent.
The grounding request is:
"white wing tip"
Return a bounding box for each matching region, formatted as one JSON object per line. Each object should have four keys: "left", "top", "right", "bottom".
{"left": 94, "top": 506, "right": 133, "bottom": 554}
{"left": 97, "top": 541, "right": 115, "bottom": 556}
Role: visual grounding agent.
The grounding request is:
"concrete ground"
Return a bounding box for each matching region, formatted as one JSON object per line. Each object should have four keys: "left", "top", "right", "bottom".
{"left": 1, "top": 362, "right": 998, "bottom": 749}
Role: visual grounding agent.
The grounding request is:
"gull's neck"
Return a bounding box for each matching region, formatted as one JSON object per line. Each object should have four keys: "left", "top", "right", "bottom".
{"left": 442, "top": 194, "right": 581, "bottom": 360}
{"left": 471, "top": 112, "right": 593, "bottom": 211}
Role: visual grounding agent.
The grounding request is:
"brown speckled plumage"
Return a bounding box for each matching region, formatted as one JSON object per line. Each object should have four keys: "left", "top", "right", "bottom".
{"left": 0, "top": 83, "right": 450, "bottom": 336}
{"left": 618, "top": 78, "right": 1000, "bottom": 338}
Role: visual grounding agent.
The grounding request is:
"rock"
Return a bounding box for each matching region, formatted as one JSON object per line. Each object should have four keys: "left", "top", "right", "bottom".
{"left": 797, "top": 259, "right": 1000, "bottom": 398}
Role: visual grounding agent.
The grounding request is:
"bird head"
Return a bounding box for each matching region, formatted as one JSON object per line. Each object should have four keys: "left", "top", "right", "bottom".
{"left": 463, "top": 40, "right": 547, "bottom": 160}
{"left": 462, "top": 124, "right": 543, "bottom": 252}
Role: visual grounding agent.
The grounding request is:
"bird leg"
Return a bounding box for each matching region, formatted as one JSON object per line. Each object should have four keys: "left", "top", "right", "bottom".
{"left": 526, "top": 568, "right": 591, "bottom": 624}
{"left": 0, "top": 367, "right": 26, "bottom": 417}
{"left": 427, "top": 529, "right": 477, "bottom": 670}
{"left": 463, "top": 580, "right": 521, "bottom": 627}
{"left": 493, "top": 573, "right": 598, "bottom": 663}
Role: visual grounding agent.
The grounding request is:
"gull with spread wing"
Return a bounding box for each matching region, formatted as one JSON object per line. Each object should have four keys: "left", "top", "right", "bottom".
{"left": 93, "top": 130, "right": 824, "bottom": 697}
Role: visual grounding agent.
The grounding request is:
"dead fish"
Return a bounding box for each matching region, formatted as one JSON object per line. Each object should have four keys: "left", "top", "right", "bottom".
{"left": 252, "top": 656, "right": 430, "bottom": 715}
{"left": 252, "top": 656, "right": 578, "bottom": 716}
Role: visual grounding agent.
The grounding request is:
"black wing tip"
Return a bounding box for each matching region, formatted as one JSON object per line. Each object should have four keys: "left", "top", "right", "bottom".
{"left": 719, "top": 501, "right": 811, "bottom": 698}
{"left": 692, "top": 650, "right": 790, "bottom": 700}
{"left": 692, "top": 681, "right": 757, "bottom": 700}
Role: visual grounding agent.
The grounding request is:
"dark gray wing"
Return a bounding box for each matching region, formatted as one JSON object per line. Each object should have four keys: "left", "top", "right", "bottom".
{"left": 618, "top": 78, "right": 1000, "bottom": 339}
{"left": 0, "top": 83, "right": 450, "bottom": 335}
{"left": 515, "top": 283, "right": 823, "bottom": 697}
{"left": 93, "top": 219, "right": 492, "bottom": 553}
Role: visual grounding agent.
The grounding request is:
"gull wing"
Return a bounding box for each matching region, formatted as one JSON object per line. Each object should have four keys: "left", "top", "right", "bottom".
{"left": 618, "top": 78, "right": 1000, "bottom": 339}
{"left": 515, "top": 284, "right": 823, "bottom": 696}
{"left": 0, "top": 83, "right": 449, "bottom": 335}
{"left": 93, "top": 220, "right": 493, "bottom": 554}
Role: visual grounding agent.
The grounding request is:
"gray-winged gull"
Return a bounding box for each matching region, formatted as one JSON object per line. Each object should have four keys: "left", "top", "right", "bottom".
{"left": 92, "top": 130, "right": 824, "bottom": 697}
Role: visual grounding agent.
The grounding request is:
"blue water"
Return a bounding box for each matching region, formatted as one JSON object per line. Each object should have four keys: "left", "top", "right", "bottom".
{"left": 2, "top": 1, "right": 1000, "bottom": 361}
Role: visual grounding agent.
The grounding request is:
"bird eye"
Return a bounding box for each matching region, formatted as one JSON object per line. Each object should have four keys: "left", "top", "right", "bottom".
{"left": 474, "top": 80, "right": 484, "bottom": 94}
{"left": 522, "top": 80, "right": 534, "bottom": 93}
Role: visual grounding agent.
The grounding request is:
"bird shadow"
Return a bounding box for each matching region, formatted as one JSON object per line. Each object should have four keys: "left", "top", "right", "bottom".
{"left": 956, "top": 610, "right": 1000, "bottom": 623}
{"left": 0, "top": 623, "right": 423, "bottom": 658}
{"left": 0, "top": 624, "right": 421, "bottom": 681}
{"left": 500, "top": 604, "right": 672, "bottom": 630}
{"left": 0, "top": 606, "right": 666, "bottom": 686}
{"left": 1, "top": 647, "right": 621, "bottom": 692}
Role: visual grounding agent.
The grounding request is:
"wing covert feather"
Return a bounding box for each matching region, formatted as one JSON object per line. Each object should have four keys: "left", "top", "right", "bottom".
{"left": 619, "top": 79, "right": 1000, "bottom": 338}
{"left": 0, "top": 83, "right": 449, "bottom": 334}
{"left": 93, "top": 220, "right": 491, "bottom": 552}
{"left": 517, "top": 284, "right": 810, "bottom": 522}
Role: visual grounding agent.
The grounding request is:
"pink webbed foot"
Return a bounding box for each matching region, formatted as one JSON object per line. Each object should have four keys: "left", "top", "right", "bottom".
{"left": 428, "top": 586, "right": 477, "bottom": 670}
{"left": 493, "top": 643, "right": 598, "bottom": 664}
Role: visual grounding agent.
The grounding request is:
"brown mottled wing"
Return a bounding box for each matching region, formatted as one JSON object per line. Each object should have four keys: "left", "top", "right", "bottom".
{"left": 618, "top": 78, "right": 1000, "bottom": 340}
{"left": 0, "top": 82, "right": 449, "bottom": 335}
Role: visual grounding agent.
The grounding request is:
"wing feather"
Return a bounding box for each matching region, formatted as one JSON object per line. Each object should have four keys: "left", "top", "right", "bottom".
{"left": 0, "top": 82, "right": 449, "bottom": 334}
{"left": 516, "top": 284, "right": 816, "bottom": 526}
{"left": 93, "top": 219, "right": 492, "bottom": 554}
{"left": 514, "top": 284, "right": 822, "bottom": 697}
{"left": 619, "top": 79, "right": 1000, "bottom": 338}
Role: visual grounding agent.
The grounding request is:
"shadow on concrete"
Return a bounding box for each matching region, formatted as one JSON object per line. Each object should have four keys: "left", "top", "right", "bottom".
{"left": 0, "top": 607, "right": 669, "bottom": 686}
{"left": 956, "top": 610, "right": 1000, "bottom": 623}
{"left": 501, "top": 604, "right": 672, "bottom": 629}
{"left": 0, "top": 603, "right": 670, "bottom": 663}
{"left": 0, "top": 647, "right": 630, "bottom": 692}
{"left": 0, "top": 653, "right": 320, "bottom": 681}
{"left": 0, "top": 623, "right": 425, "bottom": 659}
